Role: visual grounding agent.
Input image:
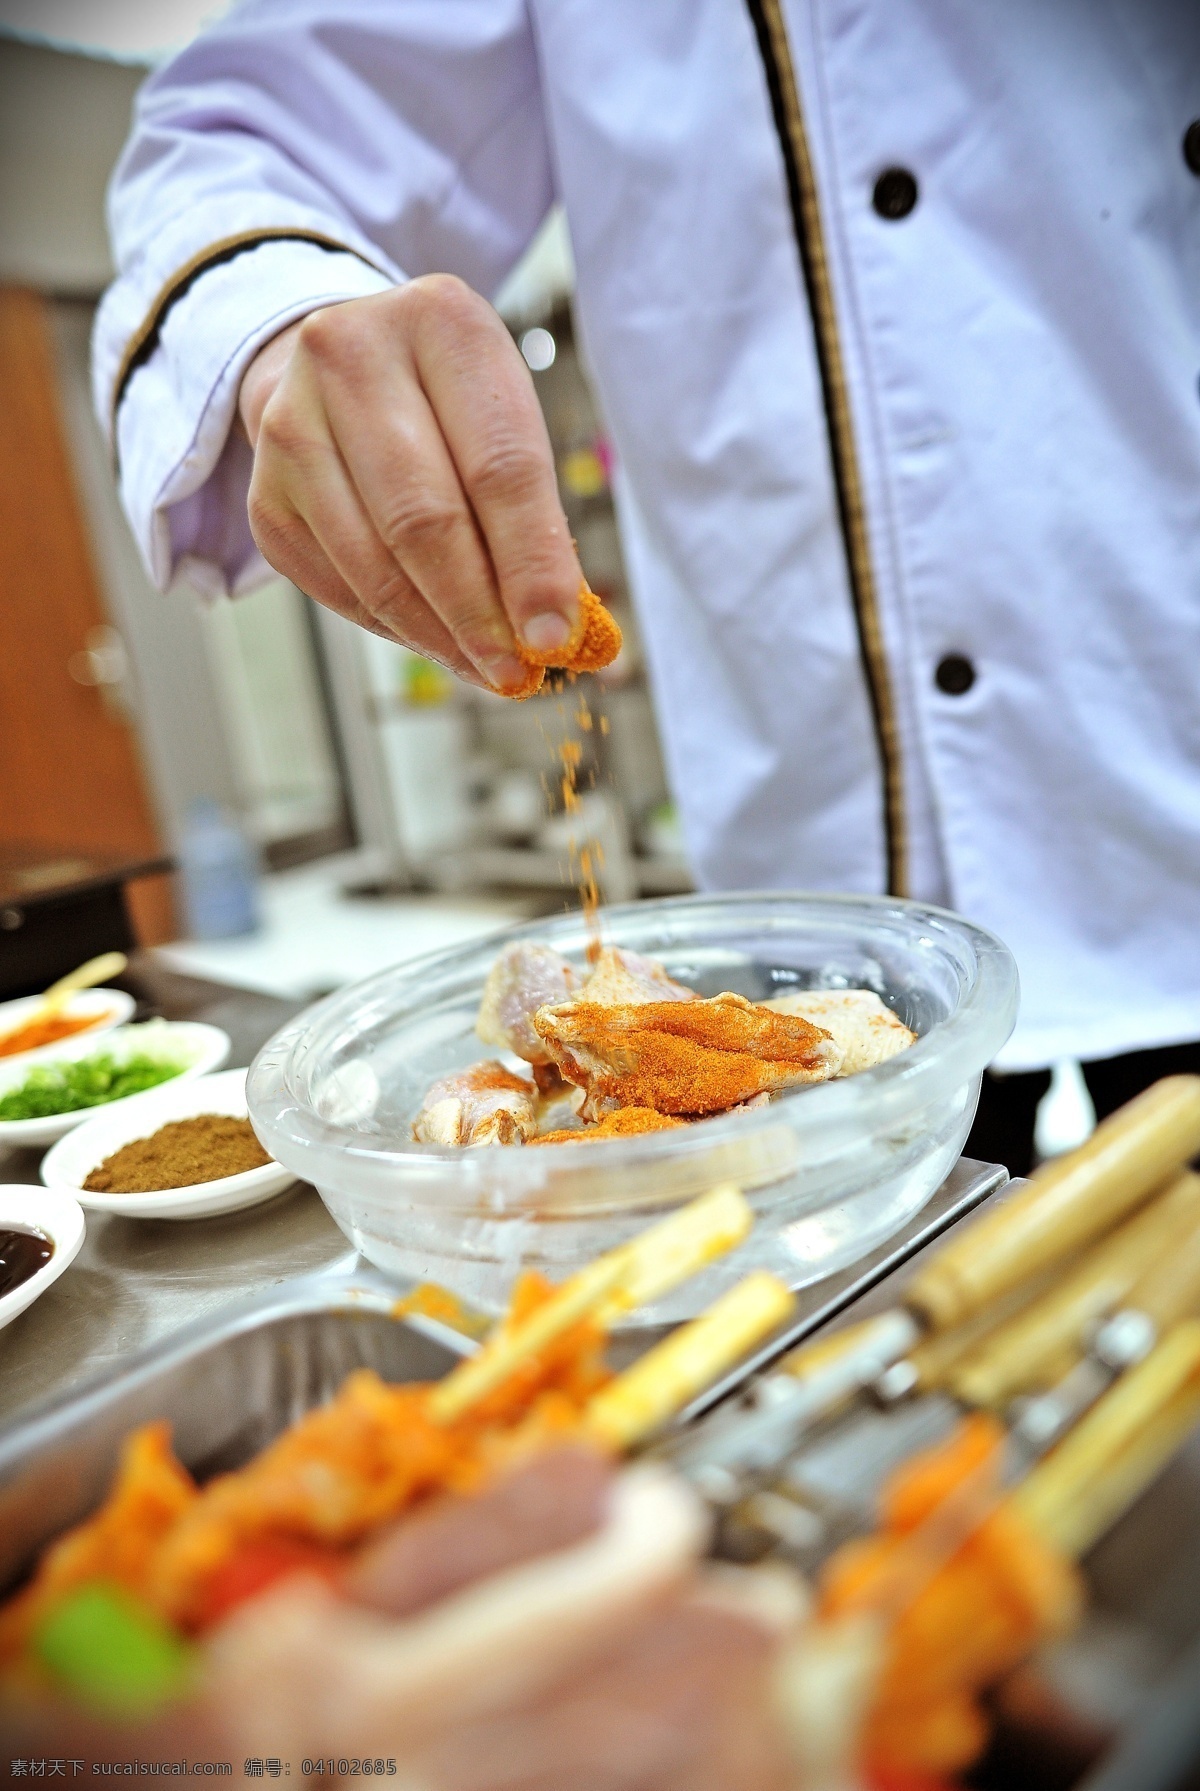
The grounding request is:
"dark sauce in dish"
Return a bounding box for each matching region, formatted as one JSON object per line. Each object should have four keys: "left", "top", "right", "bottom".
{"left": 0, "top": 1227, "right": 53, "bottom": 1298}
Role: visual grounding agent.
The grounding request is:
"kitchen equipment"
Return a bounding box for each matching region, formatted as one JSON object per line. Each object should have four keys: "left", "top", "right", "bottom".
{"left": 0, "top": 845, "right": 168, "bottom": 1002}
{"left": 247, "top": 892, "right": 1018, "bottom": 1319}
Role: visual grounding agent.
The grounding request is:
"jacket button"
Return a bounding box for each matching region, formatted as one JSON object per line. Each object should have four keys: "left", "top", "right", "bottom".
{"left": 873, "top": 168, "right": 919, "bottom": 219}
{"left": 1185, "top": 121, "right": 1200, "bottom": 175}
{"left": 935, "top": 654, "right": 976, "bottom": 696}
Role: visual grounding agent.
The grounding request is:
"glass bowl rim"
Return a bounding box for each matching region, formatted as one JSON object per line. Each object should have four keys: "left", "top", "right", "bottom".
{"left": 246, "top": 890, "right": 1019, "bottom": 1183}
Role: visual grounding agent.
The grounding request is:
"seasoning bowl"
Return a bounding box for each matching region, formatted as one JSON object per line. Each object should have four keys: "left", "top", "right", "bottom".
{"left": 0, "top": 988, "right": 136, "bottom": 1070}
{"left": 41, "top": 1067, "right": 296, "bottom": 1219}
{"left": 0, "top": 1185, "right": 86, "bottom": 1331}
{"left": 247, "top": 892, "right": 1019, "bottom": 1321}
{"left": 0, "top": 1020, "right": 231, "bottom": 1150}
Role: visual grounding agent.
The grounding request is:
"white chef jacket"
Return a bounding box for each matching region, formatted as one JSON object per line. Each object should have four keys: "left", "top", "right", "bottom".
{"left": 94, "top": 0, "right": 1200, "bottom": 1072}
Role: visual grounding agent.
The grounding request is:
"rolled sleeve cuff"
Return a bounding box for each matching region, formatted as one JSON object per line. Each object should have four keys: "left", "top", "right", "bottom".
{"left": 104, "top": 238, "right": 398, "bottom": 594}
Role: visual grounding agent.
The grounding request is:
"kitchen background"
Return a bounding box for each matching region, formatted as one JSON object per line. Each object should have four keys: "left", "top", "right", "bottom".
{"left": 0, "top": 0, "right": 1090, "bottom": 1155}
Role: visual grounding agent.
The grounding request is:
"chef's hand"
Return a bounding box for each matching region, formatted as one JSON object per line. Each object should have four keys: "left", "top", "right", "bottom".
{"left": 237, "top": 278, "right": 582, "bottom": 694}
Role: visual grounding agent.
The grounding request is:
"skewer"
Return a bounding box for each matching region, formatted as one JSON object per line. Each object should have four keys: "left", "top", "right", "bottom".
{"left": 670, "top": 1078, "right": 1200, "bottom": 1483}
{"left": 586, "top": 1272, "right": 797, "bottom": 1451}
{"left": 595, "top": 1181, "right": 753, "bottom": 1319}
{"left": 428, "top": 1255, "right": 628, "bottom": 1424}
{"left": 1013, "top": 1186, "right": 1200, "bottom": 1454}
{"left": 1015, "top": 1320, "right": 1200, "bottom": 1555}
{"left": 428, "top": 1183, "right": 752, "bottom": 1424}
{"left": 908, "top": 1075, "right": 1200, "bottom": 1330}
{"left": 951, "top": 1170, "right": 1200, "bottom": 1408}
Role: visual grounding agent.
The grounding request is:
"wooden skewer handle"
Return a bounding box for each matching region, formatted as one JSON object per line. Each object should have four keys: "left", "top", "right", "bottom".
{"left": 1016, "top": 1320, "right": 1200, "bottom": 1556}
{"left": 908, "top": 1077, "right": 1200, "bottom": 1331}
{"left": 585, "top": 1272, "right": 796, "bottom": 1451}
{"left": 951, "top": 1172, "right": 1200, "bottom": 1409}
{"left": 1127, "top": 1181, "right": 1200, "bottom": 1331}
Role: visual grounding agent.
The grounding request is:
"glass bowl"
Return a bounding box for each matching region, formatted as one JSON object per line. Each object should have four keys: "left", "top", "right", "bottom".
{"left": 247, "top": 893, "right": 1018, "bottom": 1321}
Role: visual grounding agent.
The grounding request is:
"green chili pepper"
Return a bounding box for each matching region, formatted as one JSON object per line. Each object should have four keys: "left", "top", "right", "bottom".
{"left": 33, "top": 1581, "right": 194, "bottom": 1716}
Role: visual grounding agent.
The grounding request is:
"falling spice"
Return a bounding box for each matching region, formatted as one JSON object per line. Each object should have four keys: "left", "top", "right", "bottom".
{"left": 0, "top": 1010, "right": 110, "bottom": 1060}
{"left": 83, "top": 1114, "right": 272, "bottom": 1194}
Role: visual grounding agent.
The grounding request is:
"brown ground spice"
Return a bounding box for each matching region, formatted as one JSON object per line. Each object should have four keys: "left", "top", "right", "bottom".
{"left": 83, "top": 1113, "right": 272, "bottom": 1193}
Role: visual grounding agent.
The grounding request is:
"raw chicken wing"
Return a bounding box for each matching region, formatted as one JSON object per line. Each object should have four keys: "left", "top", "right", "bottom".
{"left": 578, "top": 945, "right": 696, "bottom": 1006}
{"left": 476, "top": 943, "right": 581, "bottom": 1066}
{"left": 763, "top": 989, "right": 915, "bottom": 1074}
{"left": 413, "top": 1061, "right": 538, "bottom": 1147}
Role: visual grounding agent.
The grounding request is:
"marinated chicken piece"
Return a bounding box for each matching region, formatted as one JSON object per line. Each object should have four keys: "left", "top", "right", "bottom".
{"left": 413, "top": 1062, "right": 538, "bottom": 1147}
{"left": 507, "top": 579, "right": 624, "bottom": 701}
{"left": 476, "top": 943, "right": 581, "bottom": 1067}
{"left": 533, "top": 991, "right": 843, "bottom": 1117}
{"left": 578, "top": 945, "right": 696, "bottom": 1007}
{"left": 762, "top": 989, "right": 915, "bottom": 1075}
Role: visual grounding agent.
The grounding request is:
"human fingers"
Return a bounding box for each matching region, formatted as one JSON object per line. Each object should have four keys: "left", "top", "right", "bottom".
{"left": 294, "top": 291, "right": 532, "bottom": 690}
{"left": 245, "top": 344, "right": 485, "bottom": 682}
{"left": 248, "top": 478, "right": 481, "bottom": 682}
{"left": 402, "top": 275, "right": 582, "bottom": 656}
{"left": 272, "top": 439, "right": 485, "bottom": 683}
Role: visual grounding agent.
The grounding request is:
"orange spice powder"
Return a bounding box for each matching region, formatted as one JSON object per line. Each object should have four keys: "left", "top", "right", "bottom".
{"left": 530, "top": 1107, "right": 687, "bottom": 1145}
{"left": 540, "top": 998, "right": 834, "bottom": 1116}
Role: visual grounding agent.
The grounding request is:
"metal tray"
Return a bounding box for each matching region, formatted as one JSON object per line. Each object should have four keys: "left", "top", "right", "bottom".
{"left": 0, "top": 1267, "right": 472, "bottom": 1593}
{"left": 0, "top": 1158, "right": 1006, "bottom": 1591}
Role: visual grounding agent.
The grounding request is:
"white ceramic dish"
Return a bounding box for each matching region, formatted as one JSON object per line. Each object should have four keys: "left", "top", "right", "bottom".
{"left": 0, "top": 1185, "right": 86, "bottom": 1330}
{"left": 0, "top": 1021, "right": 230, "bottom": 1150}
{"left": 0, "top": 988, "right": 136, "bottom": 1071}
{"left": 41, "top": 1067, "right": 295, "bottom": 1219}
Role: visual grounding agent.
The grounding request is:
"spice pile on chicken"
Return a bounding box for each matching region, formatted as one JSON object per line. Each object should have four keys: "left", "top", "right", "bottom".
{"left": 413, "top": 941, "right": 916, "bottom": 1148}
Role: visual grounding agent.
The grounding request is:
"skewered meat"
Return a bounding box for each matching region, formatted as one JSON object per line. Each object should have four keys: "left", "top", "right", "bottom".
{"left": 1, "top": 1451, "right": 802, "bottom": 1791}
{"left": 817, "top": 1415, "right": 1082, "bottom": 1778}
{"left": 476, "top": 943, "right": 581, "bottom": 1066}
{"left": 413, "top": 1062, "right": 538, "bottom": 1146}
{"left": 534, "top": 991, "right": 843, "bottom": 1117}
{"left": 763, "top": 989, "right": 915, "bottom": 1075}
{"left": 198, "top": 1454, "right": 803, "bottom": 1786}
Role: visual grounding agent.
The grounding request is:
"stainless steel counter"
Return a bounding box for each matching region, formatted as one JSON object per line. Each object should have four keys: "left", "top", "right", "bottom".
{"left": 0, "top": 958, "right": 351, "bottom": 1425}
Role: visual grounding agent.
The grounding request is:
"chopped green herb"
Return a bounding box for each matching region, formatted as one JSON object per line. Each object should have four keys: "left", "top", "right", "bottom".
{"left": 33, "top": 1581, "right": 194, "bottom": 1716}
{"left": 0, "top": 1052, "right": 184, "bottom": 1121}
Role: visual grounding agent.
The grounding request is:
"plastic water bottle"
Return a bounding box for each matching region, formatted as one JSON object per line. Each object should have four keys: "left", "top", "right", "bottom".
{"left": 177, "top": 799, "right": 261, "bottom": 940}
